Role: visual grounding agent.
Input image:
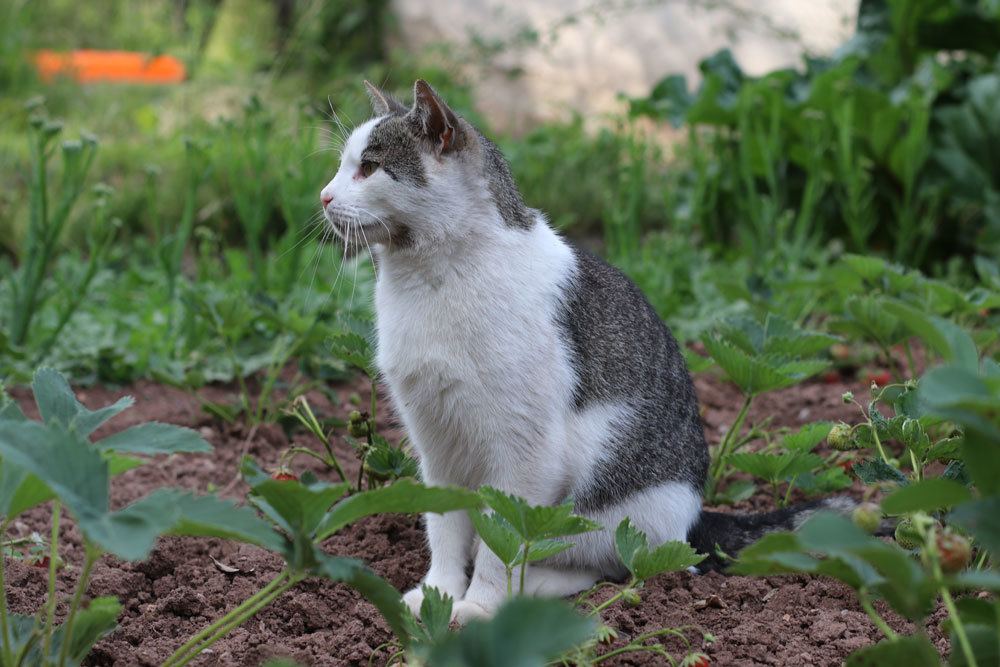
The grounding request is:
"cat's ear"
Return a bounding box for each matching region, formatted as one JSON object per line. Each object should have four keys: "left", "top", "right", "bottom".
{"left": 408, "top": 79, "right": 462, "bottom": 155}
{"left": 364, "top": 80, "right": 407, "bottom": 116}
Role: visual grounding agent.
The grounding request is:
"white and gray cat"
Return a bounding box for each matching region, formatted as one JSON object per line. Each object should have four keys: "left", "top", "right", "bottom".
{"left": 319, "top": 80, "right": 849, "bottom": 622}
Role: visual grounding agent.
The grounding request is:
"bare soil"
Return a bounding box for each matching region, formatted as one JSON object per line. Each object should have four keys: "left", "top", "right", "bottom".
{"left": 4, "top": 371, "right": 947, "bottom": 666}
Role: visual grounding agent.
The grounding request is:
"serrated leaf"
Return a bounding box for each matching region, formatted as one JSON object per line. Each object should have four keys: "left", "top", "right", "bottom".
{"left": 418, "top": 585, "right": 455, "bottom": 645}
{"left": 881, "top": 478, "right": 973, "bottom": 515}
{"left": 615, "top": 518, "right": 704, "bottom": 581}
{"left": 852, "top": 458, "right": 908, "bottom": 486}
{"left": 470, "top": 511, "right": 522, "bottom": 566}
{"left": 79, "top": 492, "right": 180, "bottom": 560}
{"left": 32, "top": 367, "right": 133, "bottom": 436}
{"left": 782, "top": 422, "right": 833, "bottom": 453}
{"left": 479, "top": 488, "right": 600, "bottom": 543}
{"left": 0, "top": 420, "right": 109, "bottom": 518}
{"left": 883, "top": 300, "right": 979, "bottom": 371}
{"left": 728, "top": 452, "right": 824, "bottom": 482}
{"left": 94, "top": 422, "right": 212, "bottom": 455}
{"left": 518, "top": 538, "right": 574, "bottom": 565}
{"left": 316, "top": 479, "right": 481, "bottom": 541}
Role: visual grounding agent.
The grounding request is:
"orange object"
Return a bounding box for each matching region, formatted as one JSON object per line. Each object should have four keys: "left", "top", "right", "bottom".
{"left": 34, "top": 50, "right": 186, "bottom": 84}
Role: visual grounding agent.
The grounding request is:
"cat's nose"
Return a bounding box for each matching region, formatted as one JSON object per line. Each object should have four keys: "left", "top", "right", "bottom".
{"left": 321, "top": 193, "right": 333, "bottom": 207}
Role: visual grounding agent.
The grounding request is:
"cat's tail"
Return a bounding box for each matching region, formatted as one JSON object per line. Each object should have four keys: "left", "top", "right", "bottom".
{"left": 687, "top": 497, "right": 857, "bottom": 572}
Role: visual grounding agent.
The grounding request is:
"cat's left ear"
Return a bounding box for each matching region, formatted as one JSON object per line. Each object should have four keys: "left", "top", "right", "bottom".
{"left": 364, "top": 80, "right": 407, "bottom": 116}
{"left": 408, "top": 79, "right": 463, "bottom": 156}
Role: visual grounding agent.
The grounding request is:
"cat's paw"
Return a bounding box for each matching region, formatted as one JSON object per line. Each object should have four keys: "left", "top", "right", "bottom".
{"left": 451, "top": 600, "right": 491, "bottom": 624}
{"left": 402, "top": 587, "right": 427, "bottom": 617}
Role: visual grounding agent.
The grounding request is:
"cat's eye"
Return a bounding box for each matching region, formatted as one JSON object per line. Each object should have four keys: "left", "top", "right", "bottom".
{"left": 358, "top": 160, "right": 378, "bottom": 178}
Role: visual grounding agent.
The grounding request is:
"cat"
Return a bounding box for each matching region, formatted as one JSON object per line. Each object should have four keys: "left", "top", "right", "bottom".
{"left": 319, "top": 80, "right": 851, "bottom": 622}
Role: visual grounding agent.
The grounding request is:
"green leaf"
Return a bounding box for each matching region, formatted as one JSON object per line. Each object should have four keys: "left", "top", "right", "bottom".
{"left": 161, "top": 489, "right": 285, "bottom": 552}
{"left": 32, "top": 367, "right": 133, "bottom": 436}
{"left": 615, "top": 518, "right": 704, "bottom": 581}
{"left": 316, "top": 479, "right": 481, "bottom": 541}
{"left": 782, "top": 422, "right": 833, "bottom": 453}
{"left": 0, "top": 420, "right": 109, "bottom": 518}
{"left": 50, "top": 596, "right": 122, "bottom": 665}
{"left": 852, "top": 458, "right": 908, "bottom": 486}
{"left": 478, "top": 488, "right": 600, "bottom": 543}
{"left": 729, "top": 452, "right": 824, "bottom": 482}
{"left": 243, "top": 458, "right": 349, "bottom": 539}
{"left": 519, "top": 539, "right": 573, "bottom": 565}
{"left": 469, "top": 511, "right": 522, "bottom": 567}
{"left": 424, "top": 597, "right": 595, "bottom": 667}
{"left": 845, "top": 635, "right": 940, "bottom": 666}
{"left": 883, "top": 300, "right": 979, "bottom": 371}
{"left": 950, "top": 498, "right": 1000, "bottom": 557}
{"left": 80, "top": 492, "right": 180, "bottom": 560}
{"left": 94, "top": 422, "right": 212, "bottom": 455}
{"left": 881, "top": 478, "right": 972, "bottom": 515}
{"left": 0, "top": 460, "right": 53, "bottom": 519}
{"left": 418, "top": 585, "right": 455, "bottom": 645}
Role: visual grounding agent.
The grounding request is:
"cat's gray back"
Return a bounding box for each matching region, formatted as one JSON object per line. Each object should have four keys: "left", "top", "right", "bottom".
{"left": 557, "top": 246, "right": 708, "bottom": 510}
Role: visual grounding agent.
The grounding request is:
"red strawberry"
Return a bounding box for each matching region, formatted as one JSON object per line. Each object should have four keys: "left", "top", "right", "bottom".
{"left": 33, "top": 556, "right": 51, "bottom": 569}
{"left": 821, "top": 370, "right": 840, "bottom": 385}
{"left": 865, "top": 370, "right": 891, "bottom": 387}
{"left": 682, "top": 653, "right": 710, "bottom": 667}
{"left": 936, "top": 531, "right": 971, "bottom": 574}
{"left": 271, "top": 468, "right": 298, "bottom": 482}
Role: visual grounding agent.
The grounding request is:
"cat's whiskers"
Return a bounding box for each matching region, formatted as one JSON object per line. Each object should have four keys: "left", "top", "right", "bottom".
{"left": 276, "top": 211, "right": 326, "bottom": 262}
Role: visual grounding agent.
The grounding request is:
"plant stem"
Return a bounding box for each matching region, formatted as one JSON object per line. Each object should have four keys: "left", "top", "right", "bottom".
{"left": 174, "top": 575, "right": 300, "bottom": 666}
{"left": 939, "top": 582, "right": 977, "bottom": 667}
{"left": 0, "top": 519, "right": 13, "bottom": 667}
{"left": 707, "top": 394, "right": 754, "bottom": 499}
{"left": 41, "top": 501, "right": 61, "bottom": 662}
{"left": 519, "top": 542, "right": 530, "bottom": 595}
{"left": 57, "top": 543, "right": 99, "bottom": 667}
{"left": 588, "top": 586, "right": 630, "bottom": 617}
{"left": 161, "top": 569, "right": 295, "bottom": 667}
{"left": 858, "top": 590, "right": 896, "bottom": 640}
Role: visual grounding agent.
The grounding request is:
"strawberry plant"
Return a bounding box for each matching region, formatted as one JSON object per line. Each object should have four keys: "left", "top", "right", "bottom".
{"left": 0, "top": 369, "right": 258, "bottom": 666}
{"left": 701, "top": 313, "right": 835, "bottom": 501}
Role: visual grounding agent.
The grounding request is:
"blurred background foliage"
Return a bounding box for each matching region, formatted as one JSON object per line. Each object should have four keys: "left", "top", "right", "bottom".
{"left": 0, "top": 0, "right": 998, "bottom": 389}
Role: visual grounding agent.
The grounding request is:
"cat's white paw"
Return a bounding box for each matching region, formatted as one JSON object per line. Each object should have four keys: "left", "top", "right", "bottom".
{"left": 403, "top": 587, "right": 426, "bottom": 616}
{"left": 451, "top": 600, "right": 491, "bottom": 624}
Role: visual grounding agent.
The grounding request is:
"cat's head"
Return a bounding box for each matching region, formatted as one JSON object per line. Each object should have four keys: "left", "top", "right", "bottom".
{"left": 320, "top": 80, "right": 531, "bottom": 256}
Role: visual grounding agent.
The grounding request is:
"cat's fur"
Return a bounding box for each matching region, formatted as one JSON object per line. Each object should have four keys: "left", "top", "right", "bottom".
{"left": 320, "top": 80, "right": 850, "bottom": 622}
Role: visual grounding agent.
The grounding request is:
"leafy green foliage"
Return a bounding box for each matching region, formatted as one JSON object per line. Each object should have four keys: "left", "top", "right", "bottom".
{"left": 615, "top": 518, "right": 705, "bottom": 582}
{"left": 735, "top": 513, "right": 937, "bottom": 621}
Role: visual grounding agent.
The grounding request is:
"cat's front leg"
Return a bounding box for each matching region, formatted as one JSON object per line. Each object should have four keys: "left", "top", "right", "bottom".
{"left": 403, "top": 509, "right": 473, "bottom": 615}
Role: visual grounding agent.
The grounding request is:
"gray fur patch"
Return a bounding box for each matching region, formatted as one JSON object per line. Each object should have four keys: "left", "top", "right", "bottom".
{"left": 557, "top": 247, "right": 708, "bottom": 511}
{"left": 362, "top": 117, "right": 427, "bottom": 186}
{"left": 478, "top": 134, "right": 533, "bottom": 230}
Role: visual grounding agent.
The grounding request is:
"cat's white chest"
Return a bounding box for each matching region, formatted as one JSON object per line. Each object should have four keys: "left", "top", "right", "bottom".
{"left": 372, "top": 222, "right": 578, "bottom": 484}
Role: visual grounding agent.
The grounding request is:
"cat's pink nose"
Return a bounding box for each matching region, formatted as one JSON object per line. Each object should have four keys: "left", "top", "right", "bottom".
{"left": 321, "top": 193, "right": 333, "bottom": 207}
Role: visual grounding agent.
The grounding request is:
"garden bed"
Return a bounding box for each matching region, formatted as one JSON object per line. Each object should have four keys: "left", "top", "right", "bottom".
{"left": 6, "top": 372, "right": 946, "bottom": 666}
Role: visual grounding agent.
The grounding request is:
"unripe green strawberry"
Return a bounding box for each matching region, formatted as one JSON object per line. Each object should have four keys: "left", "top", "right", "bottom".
{"left": 852, "top": 502, "right": 882, "bottom": 534}
{"left": 621, "top": 588, "right": 641, "bottom": 606}
{"left": 828, "top": 422, "right": 858, "bottom": 450}
{"left": 936, "top": 531, "right": 971, "bottom": 574}
{"left": 348, "top": 410, "right": 370, "bottom": 438}
{"left": 894, "top": 518, "right": 922, "bottom": 550}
